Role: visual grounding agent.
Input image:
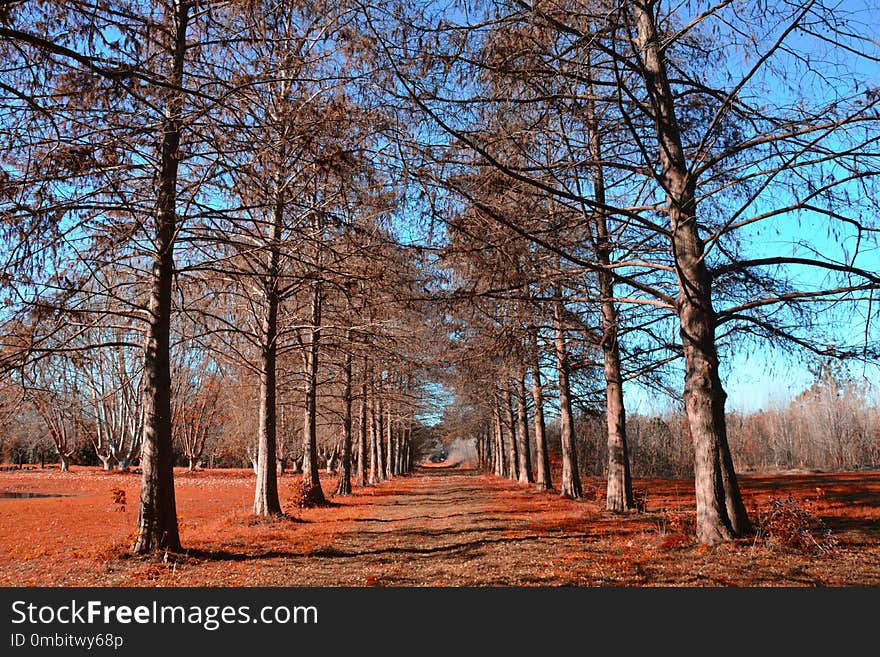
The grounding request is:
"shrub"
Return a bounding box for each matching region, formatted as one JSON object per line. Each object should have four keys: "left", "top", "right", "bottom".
{"left": 754, "top": 495, "right": 838, "bottom": 555}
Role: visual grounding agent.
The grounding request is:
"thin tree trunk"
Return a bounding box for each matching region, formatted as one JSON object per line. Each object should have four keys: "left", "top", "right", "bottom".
{"left": 336, "top": 346, "right": 353, "bottom": 495}
{"left": 411, "top": 426, "right": 415, "bottom": 472}
{"left": 529, "top": 332, "right": 552, "bottom": 490}
{"left": 132, "top": 0, "right": 188, "bottom": 555}
{"left": 485, "top": 426, "right": 493, "bottom": 472}
{"left": 368, "top": 395, "right": 379, "bottom": 484}
{"left": 554, "top": 298, "right": 582, "bottom": 499}
{"left": 375, "top": 397, "right": 386, "bottom": 480}
{"left": 515, "top": 368, "right": 534, "bottom": 484}
{"left": 356, "top": 369, "right": 368, "bottom": 486}
{"left": 492, "top": 402, "right": 505, "bottom": 477}
{"left": 585, "top": 90, "right": 635, "bottom": 513}
{"left": 502, "top": 384, "right": 519, "bottom": 481}
{"left": 632, "top": 0, "right": 749, "bottom": 541}
{"left": 385, "top": 403, "right": 395, "bottom": 478}
{"left": 402, "top": 431, "right": 411, "bottom": 473}
{"left": 300, "top": 275, "right": 325, "bottom": 504}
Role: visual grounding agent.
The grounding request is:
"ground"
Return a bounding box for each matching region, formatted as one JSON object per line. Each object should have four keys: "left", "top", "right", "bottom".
{"left": 1, "top": 464, "right": 879, "bottom": 586}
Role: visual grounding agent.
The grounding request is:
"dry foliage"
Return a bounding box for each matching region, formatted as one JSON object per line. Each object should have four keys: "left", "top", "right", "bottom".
{"left": 754, "top": 495, "right": 839, "bottom": 555}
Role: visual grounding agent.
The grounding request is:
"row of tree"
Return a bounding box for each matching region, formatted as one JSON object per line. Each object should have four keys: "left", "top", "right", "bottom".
{"left": 0, "top": 0, "right": 442, "bottom": 553}
{"left": 384, "top": 0, "right": 880, "bottom": 544}
{"left": 1, "top": 0, "right": 878, "bottom": 550}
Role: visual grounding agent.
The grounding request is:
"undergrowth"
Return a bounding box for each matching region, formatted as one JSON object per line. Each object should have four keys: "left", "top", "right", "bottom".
{"left": 753, "top": 495, "right": 838, "bottom": 555}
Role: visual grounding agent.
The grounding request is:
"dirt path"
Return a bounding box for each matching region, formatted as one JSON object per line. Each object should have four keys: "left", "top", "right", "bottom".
{"left": 296, "top": 467, "right": 594, "bottom": 586}
{"left": 2, "top": 465, "right": 880, "bottom": 586}
{"left": 160, "top": 466, "right": 602, "bottom": 587}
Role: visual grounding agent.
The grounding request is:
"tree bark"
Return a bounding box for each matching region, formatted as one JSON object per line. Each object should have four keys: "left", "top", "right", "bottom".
{"left": 253, "top": 193, "right": 284, "bottom": 517}
{"left": 502, "top": 384, "right": 519, "bottom": 481}
{"left": 254, "top": 341, "right": 282, "bottom": 514}
{"left": 515, "top": 368, "right": 534, "bottom": 484}
{"left": 385, "top": 403, "right": 395, "bottom": 478}
{"left": 375, "top": 396, "right": 386, "bottom": 480}
{"left": 492, "top": 402, "right": 506, "bottom": 477}
{"left": 585, "top": 90, "right": 635, "bottom": 513}
{"left": 336, "top": 346, "right": 353, "bottom": 495}
{"left": 554, "top": 298, "right": 582, "bottom": 499}
{"left": 402, "top": 426, "right": 412, "bottom": 473}
{"left": 300, "top": 274, "right": 325, "bottom": 504}
{"left": 132, "top": 0, "right": 188, "bottom": 555}
{"left": 529, "top": 332, "right": 552, "bottom": 490}
{"left": 368, "top": 394, "right": 379, "bottom": 484}
{"left": 632, "top": 0, "right": 750, "bottom": 541}
{"left": 356, "top": 368, "right": 368, "bottom": 486}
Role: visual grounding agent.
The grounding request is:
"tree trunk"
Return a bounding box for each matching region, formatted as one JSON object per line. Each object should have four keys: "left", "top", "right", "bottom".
{"left": 585, "top": 90, "right": 635, "bottom": 513}
{"left": 132, "top": 2, "right": 189, "bottom": 557}
{"left": 602, "top": 322, "right": 634, "bottom": 513}
{"left": 402, "top": 432, "right": 411, "bottom": 473}
{"left": 300, "top": 276, "right": 325, "bottom": 504}
{"left": 404, "top": 423, "right": 413, "bottom": 473}
{"left": 395, "top": 414, "right": 405, "bottom": 475}
{"left": 336, "top": 348, "right": 353, "bottom": 495}
{"left": 385, "top": 403, "right": 395, "bottom": 478}
{"left": 502, "top": 384, "right": 519, "bottom": 481}
{"left": 385, "top": 404, "right": 400, "bottom": 478}
{"left": 59, "top": 454, "right": 70, "bottom": 472}
{"left": 253, "top": 186, "right": 284, "bottom": 516}
{"left": 529, "top": 332, "right": 552, "bottom": 490}
{"left": 375, "top": 397, "right": 386, "bottom": 480}
{"left": 485, "top": 426, "right": 493, "bottom": 473}
{"left": 632, "top": 0, "right": 750, "bottom": 541}
{"left": 554, "top": 299, "right": 582, "bottom": 499}
{"left": 356, "top": 371, "right": 368, "bottom": 486}
{"left": 254, "top": 338, "right": 282, "bottom": 515}
{"left": 368, "top": 395, "right": 379, "bottom": 484}
{"left": 515, "top": 368, "right": 534, "bottom": 484}
{"left": 492, "top": 402, "right": 506, "bottom": 477}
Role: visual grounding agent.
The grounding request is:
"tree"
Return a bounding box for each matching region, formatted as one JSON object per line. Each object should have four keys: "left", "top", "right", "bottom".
{"left": 171, "top": 348, "right": 223, "bottom": 471}
{"left": 25, "top": 356, "right": 84, "bottom": 472}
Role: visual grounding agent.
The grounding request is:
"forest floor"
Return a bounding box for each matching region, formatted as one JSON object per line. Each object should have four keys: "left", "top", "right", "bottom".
{"left": 1, "top": 463, "right": 879, "bottom": 586}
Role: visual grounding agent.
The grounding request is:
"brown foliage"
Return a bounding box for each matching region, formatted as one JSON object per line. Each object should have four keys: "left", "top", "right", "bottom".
{"left": 754, "top": 495, "right": 839, "bottom": 555}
